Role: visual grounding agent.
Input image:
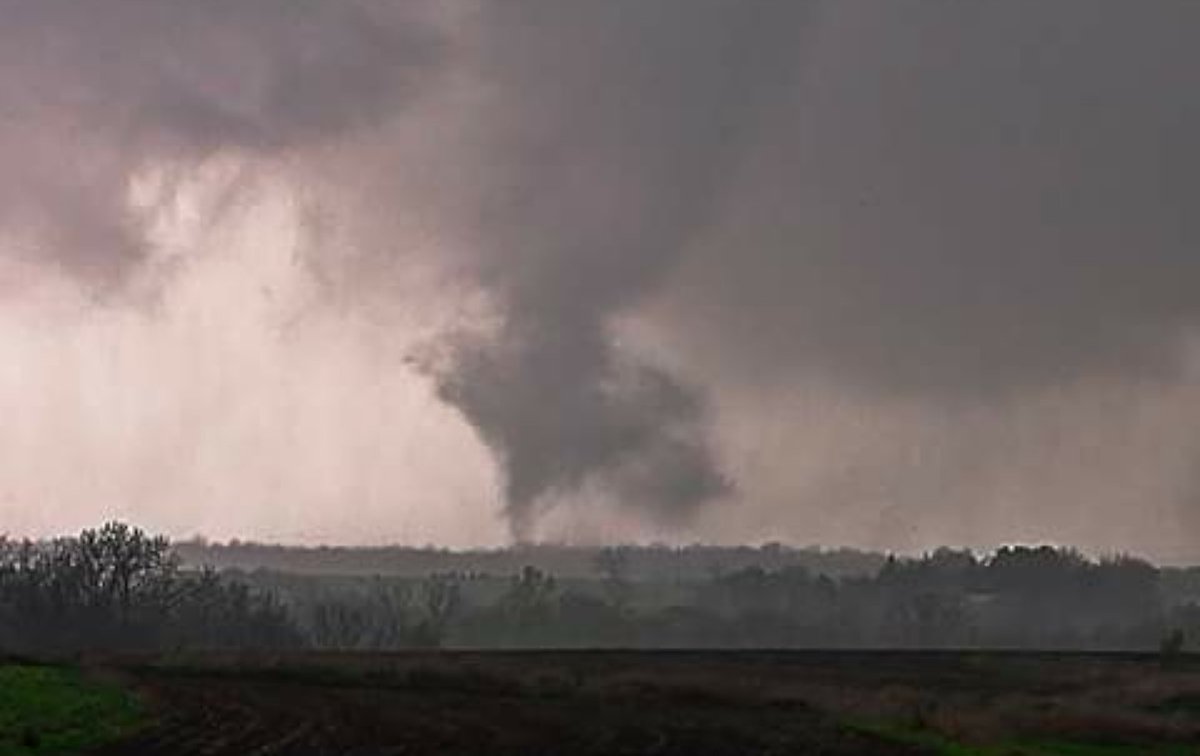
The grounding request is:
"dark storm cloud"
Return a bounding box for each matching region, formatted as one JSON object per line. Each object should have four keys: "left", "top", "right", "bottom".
{"left": 428, "top": 1, "right": 817, "bottom": 537}
{"left": 5, "top": 0, "right": 1200, "bottom": 547}
{"left": 661, "top": 0, "right": 1200, "bottom": 395}
{"left": 0, "top": 0, "right": 441, "bottom": 284}
{"left": 0, "top": 0, "right": 817, "bottom": 537}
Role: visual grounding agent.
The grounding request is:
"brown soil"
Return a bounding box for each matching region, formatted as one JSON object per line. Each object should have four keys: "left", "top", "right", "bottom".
{"left": 90, "top": 650, "right": 1200, "bottom": 755}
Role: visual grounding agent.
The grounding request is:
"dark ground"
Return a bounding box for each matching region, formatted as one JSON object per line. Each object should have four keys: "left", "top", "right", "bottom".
{"left": 91, "top": 650, "right": 1200, "bottom": 755}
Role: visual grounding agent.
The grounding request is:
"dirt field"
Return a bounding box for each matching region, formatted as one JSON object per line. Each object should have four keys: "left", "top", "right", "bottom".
{"left": 92, "top": 651, "right": 1200, "bottom": 755}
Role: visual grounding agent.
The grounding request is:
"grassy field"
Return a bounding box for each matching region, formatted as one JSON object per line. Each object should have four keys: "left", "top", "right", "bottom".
{"left": 0, "top": 664, "right": 143, "bottom": 755}
{"left": 3, "top": 651, "right": 1198, "bottom": 755}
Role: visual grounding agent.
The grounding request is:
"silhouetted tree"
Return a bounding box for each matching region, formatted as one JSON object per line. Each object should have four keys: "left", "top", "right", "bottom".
{"left": 412, "top": 573, "right": 461, "bottom": 648}
{"left": 0, "top": 522, "right": 299, "bottom": 654}
{"left": 594, "top": 547, "right": 633, "bottom": 613}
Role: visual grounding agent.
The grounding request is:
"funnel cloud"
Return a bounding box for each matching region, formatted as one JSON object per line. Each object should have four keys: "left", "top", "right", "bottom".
{"left": 0, "top": 1, "right": 1197, "bottom": 557}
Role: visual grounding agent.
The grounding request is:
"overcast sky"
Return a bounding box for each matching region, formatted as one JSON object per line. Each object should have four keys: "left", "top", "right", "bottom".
{"left": 0, "top": 1, "right": 1197, "bottom": 560}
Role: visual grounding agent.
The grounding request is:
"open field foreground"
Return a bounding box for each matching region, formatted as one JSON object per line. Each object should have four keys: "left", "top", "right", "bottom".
{"left": 44, "top": 650, "right": 1194, "bottom": 755}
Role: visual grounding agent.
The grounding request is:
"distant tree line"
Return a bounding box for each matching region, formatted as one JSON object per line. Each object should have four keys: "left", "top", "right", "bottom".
{"left": 172, "top": 539, "right": 886, "bottom": 581}
{"left": 253, "top": 545, "right": 1199, "bottom": 652}
{"left": 2, "top": 524, "right": 1197, "bottom": 654}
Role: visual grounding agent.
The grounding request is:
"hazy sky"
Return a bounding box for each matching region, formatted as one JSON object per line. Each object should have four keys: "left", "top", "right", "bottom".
{"left": 1, "top": 1, "right": 1198, "bottom": 560}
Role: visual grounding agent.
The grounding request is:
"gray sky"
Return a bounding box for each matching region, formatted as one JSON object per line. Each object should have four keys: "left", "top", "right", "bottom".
{"left": 0, "top": 1, "right": 1197, "bottom": 560}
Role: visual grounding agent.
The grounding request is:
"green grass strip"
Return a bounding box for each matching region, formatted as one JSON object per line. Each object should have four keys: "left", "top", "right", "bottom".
{"left": 847, "top": 721, "right": 1196, "bottom": 756}
{"left": 849, "top": 724, "right": 1195, "bottom": 756}
{"left": 0, "top": 665, "right": 144, "bottom": 755}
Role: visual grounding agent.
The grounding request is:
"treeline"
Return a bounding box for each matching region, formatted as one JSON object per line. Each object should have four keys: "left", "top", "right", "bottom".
{"left": 172, "top": 539, "right": 885, "bottom": 581}
{"left": 262, "top": 547, "right": 1198, "bottom": 651}
{"left": 0, "top": 523, "right": 298, "bottom": 654}
{"left": 2, "top": 524, "right": 1197, "bottom": 654}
